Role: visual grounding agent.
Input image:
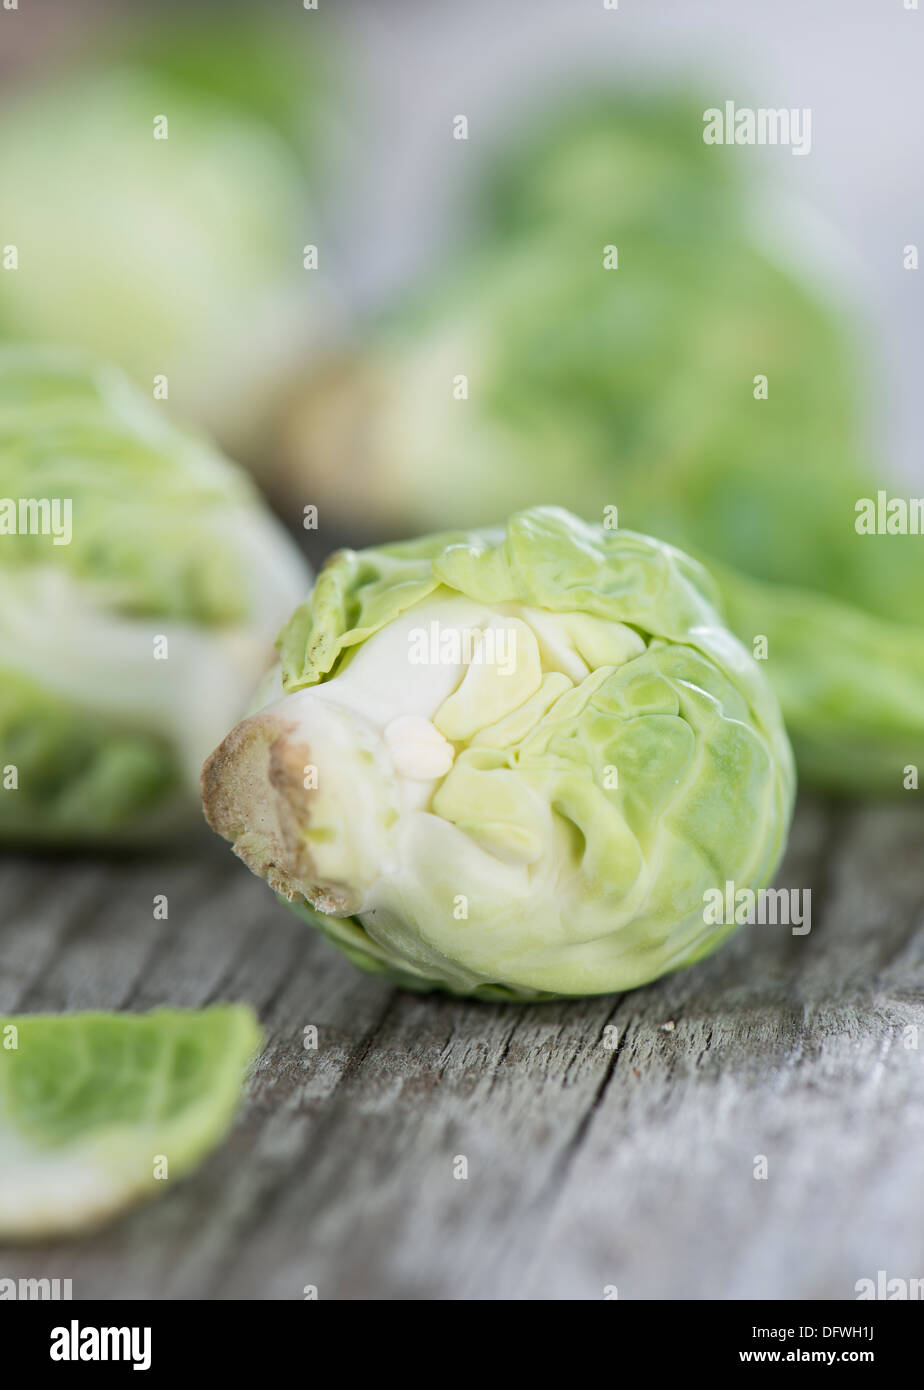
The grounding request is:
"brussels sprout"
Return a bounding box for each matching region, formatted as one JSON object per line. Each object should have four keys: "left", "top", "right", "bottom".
{"left": 282, "top": 233, "right": 871, "bottom": 594}
{"left": 0, "top": 8, "right": 340, "bottom": 447}
{"left": 0, "top": 1006, "right": 261, "bottom": 1239}
{"left": 477, "top": 92, "right": 744, "bottom": 248}
{"left": 276, "top": 95, "right": 881, "bottom": 604}
{"left": 203, "top": 509, "right": 794, "bottom": 1000}
{"left": 710, "top": 560, "right": 924, "bottom": 795}
{"left": 0, "top": 348, "right": 309, "bottom": 845}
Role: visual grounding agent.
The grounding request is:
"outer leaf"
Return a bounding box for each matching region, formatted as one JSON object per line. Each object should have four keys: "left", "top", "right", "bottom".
{"left": 0, "top": 1006, "right": 261, "bottom": 1240}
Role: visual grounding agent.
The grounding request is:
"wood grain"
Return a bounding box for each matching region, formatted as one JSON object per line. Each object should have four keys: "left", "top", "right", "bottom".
{"left": 1, "top": 795, "right": 922, "bottom": 1300}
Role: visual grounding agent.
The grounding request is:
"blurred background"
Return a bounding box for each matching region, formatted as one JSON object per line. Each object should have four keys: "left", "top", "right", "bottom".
{"left": 1, "top": 0, "right": 922, "bottom": 567}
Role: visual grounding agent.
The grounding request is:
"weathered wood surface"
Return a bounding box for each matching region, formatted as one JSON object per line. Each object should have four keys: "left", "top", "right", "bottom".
{"left": 0, "top": 795, "right": 922, "bottom": 1300}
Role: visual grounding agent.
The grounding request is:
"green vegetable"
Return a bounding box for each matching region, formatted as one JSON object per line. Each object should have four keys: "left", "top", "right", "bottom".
{"left": 203, "top": 508, "right": 794, "bottom": 999}
{"left": 278, "top": 95, "right": 867, "bottom": 593}
{"left": 480, "top": 91, "right": 745, "bottom": 246}
{"left": 0, "top": 1006, "right": 261, "bottom": 1240}
{"left": 711, "top": 561, "right": 924, "bottom": 794}
{"left": 0, "top": 347, "right": 309, "bottom": 844}
{"left": 276, "top": 94, "right": 924, "bottom": 793}
{"left": 0, "top": 9, "right": 338, "bottom": 445}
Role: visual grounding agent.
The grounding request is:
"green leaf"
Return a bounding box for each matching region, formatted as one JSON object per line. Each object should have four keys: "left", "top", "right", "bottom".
{"left": 0, "top": 1006, "right": 261, "bottom": 1240}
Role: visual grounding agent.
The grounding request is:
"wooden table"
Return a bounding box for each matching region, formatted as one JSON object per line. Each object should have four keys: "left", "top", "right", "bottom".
{"left": 1, "top": 794, "right": 922, "bottom": 1300}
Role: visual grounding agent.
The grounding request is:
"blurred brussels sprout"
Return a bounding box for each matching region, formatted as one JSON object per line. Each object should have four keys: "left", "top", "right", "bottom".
{"left": 0, "top": 1006, "right": 261, "bottom": 1239}
{"left": 282, "top": 233, "right": 872, "bottom": 592}
{"left": 711, "top": 560, "right": 924, "bottom": 795}
{"left": 0, "top": 9, "right": 342, "bottom": 449}
{"left": 203, "top": 508, "right": 794, "bottom": 1000}
{"left": 276, "top": 96, "right": 882, "bottom": 597}
{"left": 0, "top": 348, "right": 309, "bottom": 845}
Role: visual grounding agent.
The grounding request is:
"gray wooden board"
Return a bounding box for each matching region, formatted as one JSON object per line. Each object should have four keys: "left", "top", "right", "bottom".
{"left": 0, "top": 795, "right": 922, "bottom": 1300}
